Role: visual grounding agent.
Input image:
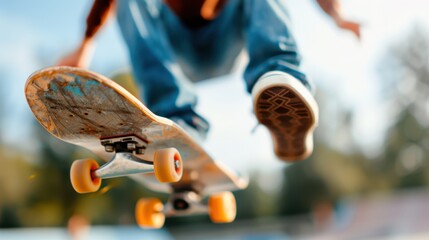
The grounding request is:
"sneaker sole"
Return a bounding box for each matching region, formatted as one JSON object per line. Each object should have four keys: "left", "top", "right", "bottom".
{"left": 252, "top": 72, "right": 319, "bottom": 161}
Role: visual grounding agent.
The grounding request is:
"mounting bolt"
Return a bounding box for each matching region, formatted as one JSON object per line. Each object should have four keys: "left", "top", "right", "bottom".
{"left": 136, "top": 148, "right": 143, "bottom": 155}
{"left": 127, "top": 143, "right": 136, "bottom": 151}
{"left": 105, "top": 145, "right": 114, "bottom": 152}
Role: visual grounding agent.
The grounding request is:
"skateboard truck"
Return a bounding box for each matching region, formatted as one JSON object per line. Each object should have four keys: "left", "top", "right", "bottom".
{"left": 101, "top": 135, "right": 148, "bottom": 155}
{"left": 94, "top": 135, "right": 156, "bottom": 178}
{"left": 69, "top": 134, "right": 183, "bottom": 194}
{"left": 164, "top": 191, "right": 208, "bottom": 216}
{"left": 94, "top": 152, "right": 155, "bottom": 179}
{"left": 136, "top": 190, "right": 237, "bottom": 228}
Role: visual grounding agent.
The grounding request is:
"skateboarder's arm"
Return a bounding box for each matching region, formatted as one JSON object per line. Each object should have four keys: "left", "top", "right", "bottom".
{"left": 315, "top": 0, "right": 361, "bottom": 39}
{"left": 58, "top": 0, "right": 116, "bottom": 68}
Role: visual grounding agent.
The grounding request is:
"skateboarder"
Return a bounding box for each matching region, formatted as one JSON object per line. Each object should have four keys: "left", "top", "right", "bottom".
{"left": 59, "top": 0, "right": 360, "bottom": 161}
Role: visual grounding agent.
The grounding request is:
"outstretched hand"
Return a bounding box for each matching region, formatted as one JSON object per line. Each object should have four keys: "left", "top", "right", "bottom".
{"left": 57, "top": 41, "right": 94, "bottom": 68}
{"left": 336, "top": 18, "right": 361, "bottom": 39}
{"left": 315, "top": 0, "right": 362, "bottom": 40}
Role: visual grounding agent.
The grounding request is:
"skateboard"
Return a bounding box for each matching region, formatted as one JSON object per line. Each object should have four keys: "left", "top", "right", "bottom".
{"left": 25, "top": 66, "right": 248, "bottom": 228}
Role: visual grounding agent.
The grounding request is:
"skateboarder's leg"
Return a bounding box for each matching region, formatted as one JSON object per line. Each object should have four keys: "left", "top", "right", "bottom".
{"left": 243, "top": 0, "right": 319, "bottom": 161}
{"left": 161, "top": 0, "right": 245, "bottom": 81}
{"left": 116, "top": 0, "right": 209, "bottom": 138}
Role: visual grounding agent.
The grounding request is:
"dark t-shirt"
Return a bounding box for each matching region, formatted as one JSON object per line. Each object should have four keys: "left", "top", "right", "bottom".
{"left": 164, "top": 0, "right": 227, "bottom": 28}
{"left": 85, "top": 0, "right": 228, "bottom": 38}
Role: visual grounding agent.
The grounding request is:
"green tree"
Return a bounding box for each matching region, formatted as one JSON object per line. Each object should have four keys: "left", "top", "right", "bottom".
{"left": 376, "top": 26, "right": 429, "bottom": 189}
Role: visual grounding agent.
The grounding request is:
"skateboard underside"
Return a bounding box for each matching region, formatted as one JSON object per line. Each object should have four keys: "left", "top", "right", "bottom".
{"left": 25, "top": 66, "right": 247, "bottom": 196}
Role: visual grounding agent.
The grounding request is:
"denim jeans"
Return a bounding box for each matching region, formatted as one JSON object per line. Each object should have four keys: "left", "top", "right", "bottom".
{"left": 116, "top": 0, "right": 311, "bottom": 126}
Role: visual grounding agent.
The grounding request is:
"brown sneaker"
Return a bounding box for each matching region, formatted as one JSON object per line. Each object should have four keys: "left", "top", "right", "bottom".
{"left": 252, "top": 71, "right": 319, "bottom": 161}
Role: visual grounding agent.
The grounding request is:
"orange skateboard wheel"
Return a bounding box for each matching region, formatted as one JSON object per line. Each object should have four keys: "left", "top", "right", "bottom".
{"left": 153, "top": 148, "right": 183, "bottom": 183}
{"left": 135, "top": 198, "right": 165, "bottom": 229}
{"left": 70, "top": 159, "right": 101, "bottom": 193}
{"left": 208, "top": 191, "right": 237, "bottom": 223}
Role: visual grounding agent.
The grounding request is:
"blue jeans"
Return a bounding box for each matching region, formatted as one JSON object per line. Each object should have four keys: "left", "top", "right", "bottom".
{"left": 116, "top": 0, "right": 311, "bottom": 127}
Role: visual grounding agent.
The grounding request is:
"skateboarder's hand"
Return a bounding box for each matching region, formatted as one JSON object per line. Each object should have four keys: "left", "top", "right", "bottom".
{"left": 316, "top": 0, "right": 362, "bottom": 40}
{"left": 58, "top": 40, "right": 94, "bottom": 68}
{"left": 335, "top": 18, "right": 361, "bottom": 39}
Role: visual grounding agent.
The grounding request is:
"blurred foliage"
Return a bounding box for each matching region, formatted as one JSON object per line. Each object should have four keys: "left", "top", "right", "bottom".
{"left": 112, "top": 71, "right": 141, "bottom": 100}
{"left": 2, "top": 26, "right": 429, "bottom": 228}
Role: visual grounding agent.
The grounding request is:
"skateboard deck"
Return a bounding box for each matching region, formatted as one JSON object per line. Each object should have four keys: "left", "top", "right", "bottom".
{"left": 25, "top": 66, "right": 248, "bottom": 228}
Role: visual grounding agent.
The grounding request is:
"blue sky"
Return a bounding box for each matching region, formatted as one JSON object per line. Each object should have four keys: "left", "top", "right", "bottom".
{"left": 1, "top": 0, "right": 429, "bottom": 175}
{"left": 0, "top": 1, "right": 128, "bottom": 150}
